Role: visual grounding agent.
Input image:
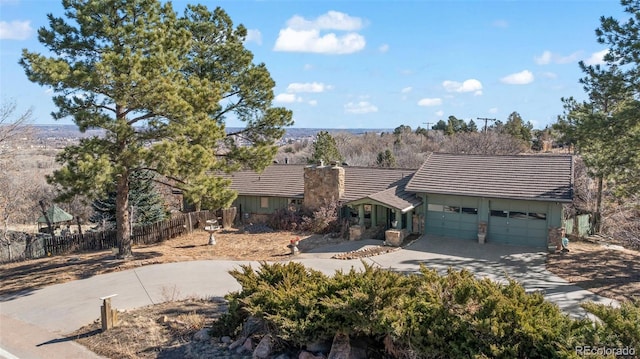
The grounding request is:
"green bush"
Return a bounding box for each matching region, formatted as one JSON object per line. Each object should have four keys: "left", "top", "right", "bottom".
{"left": 581, "top": 299, "right": 640, "bottom": 349}
{"left": 217, "top": 262, "right": 636, "bottom": 358}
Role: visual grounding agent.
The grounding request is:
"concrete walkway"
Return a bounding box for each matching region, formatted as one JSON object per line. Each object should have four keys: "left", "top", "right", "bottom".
{"left": 0, "top": 235, "right": 617, "bottom": 359}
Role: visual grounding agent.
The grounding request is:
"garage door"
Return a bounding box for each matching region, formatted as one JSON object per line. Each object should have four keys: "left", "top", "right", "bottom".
{"left": 426, "top": 197, "right": 479, "bottom": 240}
{"left": 488, "top": 200, "right": 548, "bottom": 247}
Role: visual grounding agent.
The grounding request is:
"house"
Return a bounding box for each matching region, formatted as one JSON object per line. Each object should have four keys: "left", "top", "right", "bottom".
{"left": 405, "top": 153, "right": 573, "bottom": 248}
{"left": 224, "top": 164, "right": 422, "bottom": 235}
{"left": 223, "top": 153, "right": 573, "bottom": 248}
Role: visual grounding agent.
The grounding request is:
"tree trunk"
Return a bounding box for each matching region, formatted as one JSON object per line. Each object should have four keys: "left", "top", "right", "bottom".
{"left": 116, "top": 174, "right": 132, "bottom": 258}
{"left": 38, "top": 200, "right": 54, "bottom": 237}
{"left": 76, "top": 216, "right": 83, "bottom": 239}
{"left": 594, "top": 176, "right": 603, "bottom": 233}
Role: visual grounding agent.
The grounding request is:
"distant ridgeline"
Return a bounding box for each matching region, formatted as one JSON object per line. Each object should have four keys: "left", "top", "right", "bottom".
{"left": 33, "top": 125, "right": 394, "bottom": 140}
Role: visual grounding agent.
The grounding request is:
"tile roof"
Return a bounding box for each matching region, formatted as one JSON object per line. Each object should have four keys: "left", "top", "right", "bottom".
{"left": 356, "top": 176, "right": 423, "bottom": 212}
{"left": 405, "top": 153, "right": 573, "bottom": 202}
{"left": 224, "top": 165, "right": 305, "bottom": 198}
{"left": 223, "top": 165, "right": 419, "bottom": 209}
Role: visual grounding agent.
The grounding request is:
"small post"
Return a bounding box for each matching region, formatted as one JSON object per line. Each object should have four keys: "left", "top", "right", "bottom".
{"left": 100, "top": 294, "right": 118, "bottom": 331}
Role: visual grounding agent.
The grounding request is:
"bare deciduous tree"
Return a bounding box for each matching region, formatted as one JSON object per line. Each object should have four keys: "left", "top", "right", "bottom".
{"left": 0, "top": 100, "right": 34, "bottom": 159}
{"left": 441, "top": 132, "right": 527, "bottom": 155}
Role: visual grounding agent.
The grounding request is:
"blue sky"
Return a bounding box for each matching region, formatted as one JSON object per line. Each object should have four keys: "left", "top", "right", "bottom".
{"left": 0, "top": 0, "right": 624, "bottom": 129}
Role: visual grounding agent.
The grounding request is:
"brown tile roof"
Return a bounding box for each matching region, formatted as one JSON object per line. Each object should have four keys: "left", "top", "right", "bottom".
{"left": 405, "top": 153, "right": 573, "bottom": 202}
{"left": 359, "top": 176, "right": 423, "bottom": 212}
{"left": 224, "top": 165, "right": 305, "bottom": 198}
{"left": 223, "top": 165, "right": 419, "bottom": 209}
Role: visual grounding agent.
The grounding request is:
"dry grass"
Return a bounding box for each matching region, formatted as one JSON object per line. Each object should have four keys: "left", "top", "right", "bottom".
{"left": 71, "top": 298, "right": 231, "bottom": 359}
{"left": 0, "top": 229, "right": 344, "bottom": 300}
{"left": 546, "top": 239, "right": 640, "bottom": 302}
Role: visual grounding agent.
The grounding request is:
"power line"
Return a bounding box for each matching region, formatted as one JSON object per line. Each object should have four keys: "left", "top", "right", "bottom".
{"left": 477, "top": 117, "right": 496, "bottom": 133}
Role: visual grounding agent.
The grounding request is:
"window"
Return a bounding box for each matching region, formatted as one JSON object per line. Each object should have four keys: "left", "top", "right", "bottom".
{"left": 260, "top": 197, "right": 269, "bottom": 208}
{"left": 490, "top": 210, "right": 508, "bottom": 217}
{"left": 509, "top": 211, "right": 528, "bottom": 219}
{"left": 289, "top": 198, "right": 303, "bottom": 206}
{"left": 528, "top": 212, "right": 547, "bottom": 220}
{"left": 461, "top": 207, "right": 478, "bottom": 215}
{"left": 444, "top": 206, "right": 460, "bottom": 213}
{"left": 428, "top": 204, "right": 444, "bottom": 212}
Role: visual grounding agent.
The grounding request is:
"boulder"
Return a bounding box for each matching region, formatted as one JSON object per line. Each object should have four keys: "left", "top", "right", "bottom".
{"left": 229, "top": 336, "right": 246, "bottom": 350}
{"left": 236, "top": 337, "right": 253, "bottom": 354}
{"left": 299, "top": 351, "right": 325, "bottom": 359}
{"left": 253, "top": 334, "right": 273, "bottom": 358}
{"left": 328, "top": 332, "right": 350, "bottom": 359}
{"left": 193, "top": 328, "right": 211, "bottom": 341}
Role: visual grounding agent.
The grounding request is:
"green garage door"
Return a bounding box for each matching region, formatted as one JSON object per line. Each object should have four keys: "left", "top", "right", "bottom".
{"left": 488, "top": 200, "right": 548, "bottom": 247}
{"left": 426, "top": 196, "right": 479, "bottom": 240}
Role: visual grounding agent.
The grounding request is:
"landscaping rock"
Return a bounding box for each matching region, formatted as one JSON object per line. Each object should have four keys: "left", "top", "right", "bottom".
{"left": 299, "top": 351, "right": 325, "bottom": 359}
{"left": 229, "top": 336, "right": 246, "bottom": 351}
{"left": 327, "top": 332, "right": 350, "bottom": 359}
{"left": 242, "top": 316, "right": 265, "bottom": 336}
{"left": 275, "top": 354, "right": 292, "bottom": 359}
{"left": 252, "top": 334, "right": 273, "bottom": 358}
{"left": 221, "top": 335, "right": 232, "bottom": 344}
{"left": 236, "top": 337, "right": 253, "bottom": 354}
{"left": 193, "top": 328, "right": 211, "bottom": 341}
{"left": 306, "top": 340, "right": 331, "bottom": 354}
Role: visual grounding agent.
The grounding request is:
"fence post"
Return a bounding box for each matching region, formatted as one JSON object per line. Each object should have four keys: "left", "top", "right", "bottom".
{"left": 100, "top": 294, "right": 118, "bottom": 331}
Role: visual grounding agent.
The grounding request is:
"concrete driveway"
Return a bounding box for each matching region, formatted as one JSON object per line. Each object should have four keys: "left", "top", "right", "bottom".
{"left": 0, "top": 235, "right": 617, "bottom": 359}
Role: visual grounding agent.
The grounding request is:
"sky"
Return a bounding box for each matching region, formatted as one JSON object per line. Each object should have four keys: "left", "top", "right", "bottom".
{"left": 0, "top": 0, "right": 625, "bottom": 129}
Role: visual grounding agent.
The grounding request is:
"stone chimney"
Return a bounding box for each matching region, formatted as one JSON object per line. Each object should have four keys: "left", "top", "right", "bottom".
{"left": 303, "top": 163, "right": 345, "bottom": 210}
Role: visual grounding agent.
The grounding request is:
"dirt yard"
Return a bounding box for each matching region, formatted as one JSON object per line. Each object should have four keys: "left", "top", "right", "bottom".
{"left": 0, "top": 229, "right": 343, "bottom": 300}
{"left": 546, "top": 239, "right": 640, "bottom": 302}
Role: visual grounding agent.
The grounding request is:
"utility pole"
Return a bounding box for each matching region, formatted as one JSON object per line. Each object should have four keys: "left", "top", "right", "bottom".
{"left": 477, "top": 117, "right": 496, "bottom": 133}
{"left": 423, "top": 122, "right": 434, "bottom": 131}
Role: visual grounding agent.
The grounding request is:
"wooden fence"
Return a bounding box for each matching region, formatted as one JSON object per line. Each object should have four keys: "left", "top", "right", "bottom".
{"left": 41, "top": 210, "right": 217, "bottom": 257}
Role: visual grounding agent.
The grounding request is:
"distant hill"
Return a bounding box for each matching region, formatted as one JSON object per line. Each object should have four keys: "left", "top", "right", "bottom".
{"left": 33, "top": 125, "right": 393, "bottom": 140}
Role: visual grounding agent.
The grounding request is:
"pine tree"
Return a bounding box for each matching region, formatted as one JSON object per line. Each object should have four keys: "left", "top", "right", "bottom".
{"left": 309, "top": 131, "right": 343, "bottom": 165}
{"left": 376, "top": 149, "right": 397, "bottom": 168}
{"left": 21, "top": 1, "right": 292, "bottom": 257}
{"left": 90, "top": 171, "right": 166, "bottom": 229}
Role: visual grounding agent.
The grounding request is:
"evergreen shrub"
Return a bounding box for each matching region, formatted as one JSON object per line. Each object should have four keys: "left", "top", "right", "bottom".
{"left": 215, "top": 262, "right": 640, "bottom": 358}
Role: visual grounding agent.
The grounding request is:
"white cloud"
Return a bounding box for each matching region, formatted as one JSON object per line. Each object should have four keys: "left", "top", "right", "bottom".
{"left": 245, "top": 29, "right": 262, "bottom": 45}
{"left": 500, "top": 70, "right": 534, "bottom": 85}
{"left": 417, "top": 98, "right": 442, "bottom": 106}
{"left": 492, "top": 20, "right": 509, "bottom": 28}
{"left": 435, "top": 110, "right": 444, "bottom": 117}
{"left": 274, "top": 28, "right": 365, "bottom": 54}
{"left": 401, "top": 86, "right": 412, "bottom": 94}
{"left": 489, "top": 107, "right": 498, "bottom": 114}
{"left": 308, "top": 99, "right": 318, "bottom": 106}
{"left": 0, "top": 20, "right": 32, "bottom": 40}
{"left": 584, "top": 49, "right": 609, "bottom": 65}
{"left": 287, "top": 11, "right": 364, "bottom": 31}
{"left": 274, "top": 11, "right": 366, "bottom": 54}
{"left": 442, "top": 79, "right": 483, "bottom": 95}
{"left": 303, "top": 64, "right": 314, "bottom": 70}
{"left": 534, "top": 50, "right": 552, "bottom": 65}
{"left": 274, "top": 93, "right": 301, "bottom": 103}
{"left": 535, "top": 50, "right": 582, "bottom": 65}
{"left": 344, "top": 101, "right": 378, "bottom": 114}
{"left": 287, "top": 82, "right": 333, "bottom": 93}
{"left": 378, "top": 44, "right": 389, "bottom": 53}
